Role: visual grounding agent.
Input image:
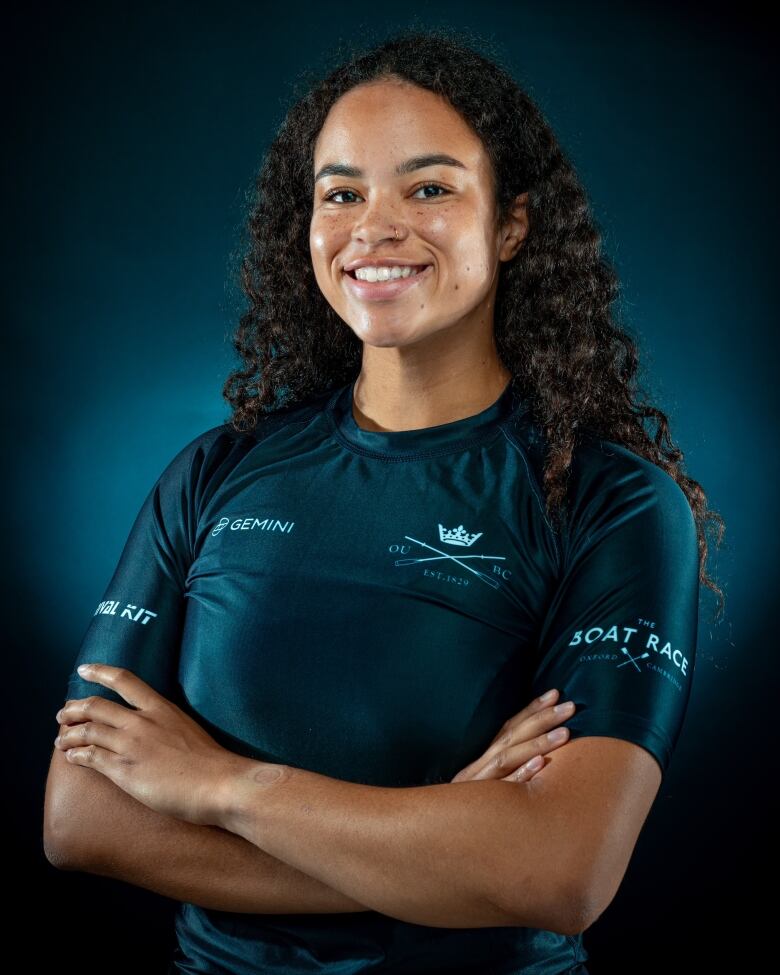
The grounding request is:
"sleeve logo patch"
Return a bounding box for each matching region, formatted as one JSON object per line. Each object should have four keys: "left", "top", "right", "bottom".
{"left": 94, "top": 600, "right": 158, "bottom": 625}
{"left": 568, "top": 621, "right": 689, "bottom": 691}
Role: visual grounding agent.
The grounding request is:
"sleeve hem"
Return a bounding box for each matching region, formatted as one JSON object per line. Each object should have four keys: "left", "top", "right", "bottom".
{"left": 562, "top": 708, "right": 673, "bottom": 780}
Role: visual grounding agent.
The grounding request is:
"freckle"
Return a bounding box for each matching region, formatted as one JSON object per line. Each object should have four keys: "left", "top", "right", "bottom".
{"left": 454, "top": 284, "right": 458, "bottom": 289}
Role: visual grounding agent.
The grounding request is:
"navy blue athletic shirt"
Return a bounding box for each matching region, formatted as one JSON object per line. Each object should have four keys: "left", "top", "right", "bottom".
{"left": 63, "top": 377, "right": 699, "bottom": 974}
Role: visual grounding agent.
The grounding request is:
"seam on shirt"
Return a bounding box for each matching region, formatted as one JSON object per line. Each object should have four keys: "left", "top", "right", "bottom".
{"left": 325, "top": 407, "right": 507, "bottom": 461}
{"left": 499, "top": 424, "right": 562, "bottom": 569}
{"left": 191, "top": 412, "right": 323, "bottom": 559}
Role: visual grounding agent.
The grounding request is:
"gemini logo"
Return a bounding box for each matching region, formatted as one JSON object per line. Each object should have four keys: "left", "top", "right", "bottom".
{"left": 211, "top": 515, "right": 295, "bottom": 537}
{"left": 94, "top": 600, "right": 158, "bottom": 625}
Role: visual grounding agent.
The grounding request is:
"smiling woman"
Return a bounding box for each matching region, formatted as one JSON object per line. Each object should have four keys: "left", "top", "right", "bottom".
{"left": 45, "top": 24, "right": 725, "bottom": 975}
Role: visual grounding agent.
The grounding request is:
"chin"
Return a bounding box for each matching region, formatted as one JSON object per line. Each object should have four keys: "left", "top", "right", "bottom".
{"left": 350, "top": 318, "right": 422, "bottom": 347}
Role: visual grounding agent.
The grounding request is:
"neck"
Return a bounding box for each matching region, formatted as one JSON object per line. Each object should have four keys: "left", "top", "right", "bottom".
{"left": 351, "top": 360, "right": 513, "bottom": 433}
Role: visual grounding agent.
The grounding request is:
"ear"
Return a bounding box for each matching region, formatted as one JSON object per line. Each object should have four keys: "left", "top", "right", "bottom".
{"left": 499, "top": 191, "right": 530, "bottom": 263}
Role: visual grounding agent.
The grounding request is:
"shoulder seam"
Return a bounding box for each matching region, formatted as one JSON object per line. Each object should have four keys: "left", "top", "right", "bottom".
{"left": 499, "top": 424, "right": 562, "bottom": 570}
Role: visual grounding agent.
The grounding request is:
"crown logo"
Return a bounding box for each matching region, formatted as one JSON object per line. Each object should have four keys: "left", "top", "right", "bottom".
{"left": 438, "top": 523, "right": 483, "bottom": 547}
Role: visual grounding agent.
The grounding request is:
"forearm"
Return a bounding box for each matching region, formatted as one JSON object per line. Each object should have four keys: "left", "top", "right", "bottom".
{"left": 216, "top": 762, "right": 571, "bottom": 932}
{"left": 47, "top": 759, "right": 370, "bottom": 914}
{"left": 89, "top": 808, "right": 373, "bottom": 914}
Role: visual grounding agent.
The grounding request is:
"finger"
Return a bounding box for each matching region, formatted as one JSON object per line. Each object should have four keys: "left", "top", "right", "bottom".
{"left": 56, "top": 695, "right": 137, "bottom": 730}
{"left": 451, "top": 697, "right": 575, "bottom": 783}
{"left": 55, "top": 719, "right": 126, "bottom": 756}
{"left": 485, "top": 689, "right": 561, "bottom": 748}
{"left": 475, "top": 699, "right": 576, "bottom": 773}
{"left": 73, "top": 663, "right": 161, "bottom": 711}
{"left": 63, "top": 741, "right": 125, "bottom": 786}
{"left": 464, "top": 725, "right": 572, "bottom": 782}
{"left": 501, "top": 754, "right": 545, "bottom": 781}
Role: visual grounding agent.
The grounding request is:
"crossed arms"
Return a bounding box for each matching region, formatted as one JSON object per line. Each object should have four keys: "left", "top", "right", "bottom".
{"left": 43, "top": 731, "right": 662, "bottom": 936}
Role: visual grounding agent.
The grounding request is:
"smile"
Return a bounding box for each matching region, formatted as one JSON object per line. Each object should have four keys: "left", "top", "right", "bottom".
{"left": 342, "top": 264, "right": 433, "bottom": 301}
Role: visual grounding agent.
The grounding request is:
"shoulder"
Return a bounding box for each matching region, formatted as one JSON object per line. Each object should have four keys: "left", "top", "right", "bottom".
{"left": 506, "top": 410, "right": 696, "bottom": 558}
{"left": 502, "top": 410, "right": 692, "bottom": 522}
{"left": 563, "top": 432, "right": 698, "bottom": 562}
{"left": 571, "top": 432, "right": 695, "bottom": 522}
{"left": 159, "top": 392, "right": 336, "bottom": 491}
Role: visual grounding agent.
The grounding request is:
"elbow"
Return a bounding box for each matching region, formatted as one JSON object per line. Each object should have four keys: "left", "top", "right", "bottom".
{"left": 43, "top": 826, "right": 82, "bottom": 872}
{"left": 499, "top": 877, "right": 603, "bottom": 938}
{"left": 43, "top": 756, "right": 94, "bottom": 872}
{"left": 543, "top": 884, "right": 593, "bottom": 938}
{"left": 491, "top": 866, "right": 593, "bottom": 936}
{"left": 554, "top": 879, "right": 611, "bottom": 936}
{"left": 43, "top": 789, "right": 76, "bottom": 870}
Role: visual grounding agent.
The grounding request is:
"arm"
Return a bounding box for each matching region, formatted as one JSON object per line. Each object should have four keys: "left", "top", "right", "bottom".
{"left": 44, "top": 746, "right": 370, "bottom": 914}
{"left": 46, "top": 429, "right": 358, "bottom": 912}
{"left": 213, "top": 757, "right": 579, "bottom": 934}
{"left": 524, "top": 733, "right": 664, "bottom": 932}
{"left": 208, "top": 449, "right": 699, "bottom": 934}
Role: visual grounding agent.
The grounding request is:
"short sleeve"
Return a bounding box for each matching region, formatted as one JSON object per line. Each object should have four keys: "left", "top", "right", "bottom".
{"left": 529, "top": 442, "right": 700, "bottom": 781}
{"left": 62, "top": 428, "right": 222, "bottom": 708}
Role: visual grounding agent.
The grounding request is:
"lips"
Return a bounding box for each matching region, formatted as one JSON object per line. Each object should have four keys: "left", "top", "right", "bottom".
{"left": 342, "top": 263, "right": 434, "bottom": 301}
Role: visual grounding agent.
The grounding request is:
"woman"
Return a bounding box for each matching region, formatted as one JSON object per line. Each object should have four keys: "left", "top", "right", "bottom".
{"left": 44, "top": 27, "right": 724, "bottom": 975}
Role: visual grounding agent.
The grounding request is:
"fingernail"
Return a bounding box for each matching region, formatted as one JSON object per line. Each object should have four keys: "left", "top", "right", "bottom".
{"left": 539, "top": 689, "right": 557, "bottom": 703}
{"left": 554, "top": 701, "right": 575, "bottom": 713}
{"left": 548, "top": 728, "right": 568, "bottom": 742}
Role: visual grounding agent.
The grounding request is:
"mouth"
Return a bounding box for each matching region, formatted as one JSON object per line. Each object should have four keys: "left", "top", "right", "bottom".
{"left": 342, "top": 264, "right": 433, "bottom": 301}
{"left": 343, "top": 263, "right": 430, "bottom": 279}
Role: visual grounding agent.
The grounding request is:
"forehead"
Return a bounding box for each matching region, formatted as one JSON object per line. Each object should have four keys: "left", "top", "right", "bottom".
{"left": 313, "top": 80, "right": 486, "bottom": 173}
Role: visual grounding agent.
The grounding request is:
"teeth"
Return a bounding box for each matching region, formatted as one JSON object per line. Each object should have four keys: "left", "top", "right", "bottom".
{"left": 353, "top": 265, "right": 423, "bottom": 282}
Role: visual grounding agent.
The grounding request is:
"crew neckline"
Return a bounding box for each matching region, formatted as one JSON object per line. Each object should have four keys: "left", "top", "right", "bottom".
{"left": 326, "top": 377, "right": 526, "bottom": 460}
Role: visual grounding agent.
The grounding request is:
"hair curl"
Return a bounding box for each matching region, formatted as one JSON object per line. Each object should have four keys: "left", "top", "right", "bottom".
{"left": 222, "top": 25, "right": 725, "bottom": 621}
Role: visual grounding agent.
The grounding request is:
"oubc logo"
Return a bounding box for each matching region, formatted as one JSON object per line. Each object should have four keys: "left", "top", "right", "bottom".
{"left": 211, "top": 515, "right": 295, "bottom": 537}
{"left": 389, "top": 519, "right": 512, "bottom": 595}
{"left": 438, "top": 523, "right": 483, "bottom": 546}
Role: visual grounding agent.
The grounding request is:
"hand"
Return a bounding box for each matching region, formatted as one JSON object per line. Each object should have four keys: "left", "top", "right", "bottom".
{"left": 53, "top": 663, "right": 249, "bottom": 826}
{"left": 450, "top": 689, "right": 576, "bottom": 783}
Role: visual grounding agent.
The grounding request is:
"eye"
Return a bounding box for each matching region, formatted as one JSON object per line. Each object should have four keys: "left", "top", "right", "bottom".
{"left": 412, "top": 183, "right": 450, "bottom": 199}
{"left": 321, "top": 182, "right": 451, "bottom": 204}
{"left": 323, "top": 188, "right": 360, "bottom": 204}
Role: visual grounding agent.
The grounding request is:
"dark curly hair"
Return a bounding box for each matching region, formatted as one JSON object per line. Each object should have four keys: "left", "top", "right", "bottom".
{"left": 222, "top": 25, "right": 726, "bottom": 621}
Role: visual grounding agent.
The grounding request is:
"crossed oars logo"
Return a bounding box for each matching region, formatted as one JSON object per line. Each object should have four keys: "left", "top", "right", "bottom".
{"left": 617, "top": 646, "right": 650, "bottom": 671}
{"left": 393, "top": 534, "right": 505, "bottom": 590}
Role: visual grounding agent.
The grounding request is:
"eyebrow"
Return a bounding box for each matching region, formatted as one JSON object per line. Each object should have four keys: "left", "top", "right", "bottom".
{"left": 314, "top": 153, "right": 467, "bottom": 184}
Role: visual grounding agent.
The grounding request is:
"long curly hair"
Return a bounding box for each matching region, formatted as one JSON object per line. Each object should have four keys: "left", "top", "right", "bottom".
{"left": 223, "top": 26, "right": 726, "bottom": 620}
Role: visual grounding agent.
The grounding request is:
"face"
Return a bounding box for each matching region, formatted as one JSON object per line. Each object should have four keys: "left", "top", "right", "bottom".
{"left": 310, "top": 78, "right": 527, "bottom": 350}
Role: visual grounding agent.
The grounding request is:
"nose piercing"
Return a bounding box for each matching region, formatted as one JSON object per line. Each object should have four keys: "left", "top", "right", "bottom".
{"left": 393, "top": 226, "right": 398, "bottom": 239}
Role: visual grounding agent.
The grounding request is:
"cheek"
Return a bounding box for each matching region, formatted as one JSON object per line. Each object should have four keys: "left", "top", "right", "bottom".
{"left": 309, "top": 225, "right": 334, "bottom": 263}
{"left": 310, "top": 210, "right": 351, "bottom": 248}
{"left": 424, "top": 210, "right": 491, "bottom": 266}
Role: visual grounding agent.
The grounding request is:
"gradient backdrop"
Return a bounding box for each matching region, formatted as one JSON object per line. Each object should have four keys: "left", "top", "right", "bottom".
{"left": 6, "top": 1, "right": 774, "bottom": 971}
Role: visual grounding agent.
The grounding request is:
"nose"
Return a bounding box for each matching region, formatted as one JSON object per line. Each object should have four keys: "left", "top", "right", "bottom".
{"left": 350, "top": 195, "right": 405, "bottom": 244}
{"left": 352, "top": 223, "right": 404, "bottom": 246}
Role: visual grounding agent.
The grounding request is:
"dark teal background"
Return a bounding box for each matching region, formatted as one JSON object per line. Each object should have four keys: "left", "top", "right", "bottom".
{"left": 7, "top": 2, "right": 773, "bottom": 971}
